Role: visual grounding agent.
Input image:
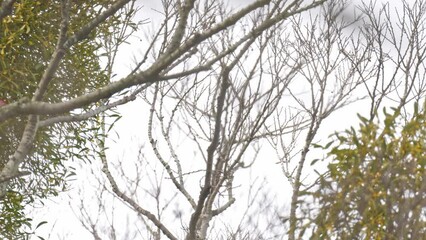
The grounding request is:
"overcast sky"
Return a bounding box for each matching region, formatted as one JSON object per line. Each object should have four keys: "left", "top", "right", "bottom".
{"left": 28, "top": 0, "right": 412, "bottom": 239}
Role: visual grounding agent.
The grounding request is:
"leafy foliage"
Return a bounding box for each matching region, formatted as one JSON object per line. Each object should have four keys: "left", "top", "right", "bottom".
{"left": 0, "top": 0, "right": 130, "bottom": 237}
{"left": 310, "top": 103, "right": 426, "bottom": 239}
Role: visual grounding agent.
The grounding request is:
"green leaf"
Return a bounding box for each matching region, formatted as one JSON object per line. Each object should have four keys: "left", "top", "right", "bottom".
{"left": 414, "top": 102, "right": 419, "bottom": 114}
{"left": 310, "top": 158, "right": 320, "bottom": 166}
{"left": 324, "top": 141, "right": 334, "bottom": 149}
{"left": 312, "top": 143, "right": 323, "bottom": 148}
{"left": 357, "top": 113, "right": 369, "bottom": 123}
{"left": 35, "top": 221, "right": 47, "bottom": 230}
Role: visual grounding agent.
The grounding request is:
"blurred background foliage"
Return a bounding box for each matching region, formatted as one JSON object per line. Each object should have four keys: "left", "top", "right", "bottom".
{"left": 309, "top": 102, "right": 426, "bottom": 239}
{"left": 0, "top": 0, "right": 136, "bottom": 237}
